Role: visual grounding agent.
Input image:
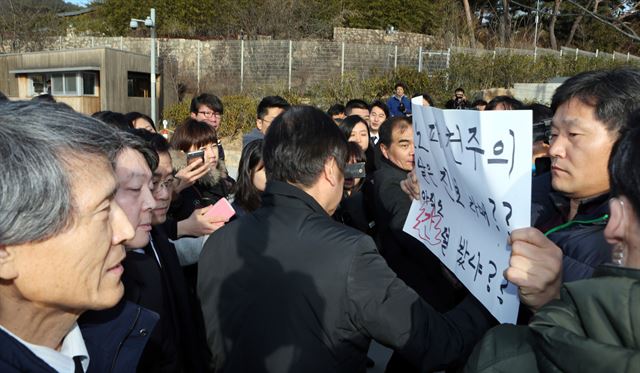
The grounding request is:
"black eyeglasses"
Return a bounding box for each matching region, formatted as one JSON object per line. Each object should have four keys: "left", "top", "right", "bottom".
{"left": 198, "top": 111, "right": 222, "bottom": 118}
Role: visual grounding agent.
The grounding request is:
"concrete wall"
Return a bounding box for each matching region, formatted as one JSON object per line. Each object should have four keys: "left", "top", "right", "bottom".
{"left": 512, "top": 83, "right": 562, "bottom": 105}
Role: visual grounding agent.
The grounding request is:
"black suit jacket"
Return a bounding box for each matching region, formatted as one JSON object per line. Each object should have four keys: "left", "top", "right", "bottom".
{"left": 122, "top": 227, "right": 211, "bottom": 373}
{"left": 373, "top": 158, "right": 463, "bottom": 312}
{"left": 149, "top": 226, "right": 211, "bottom": 373}
{"left": 122, "top": 251, "right": 180, "bottom": 372}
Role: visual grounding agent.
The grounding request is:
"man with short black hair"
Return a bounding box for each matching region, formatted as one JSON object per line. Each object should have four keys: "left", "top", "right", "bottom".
{"left": 369, "top": 100, "right": 389, "bottom": 145}
{"left": 466, "top": 102, "right": 640, "bottom": 373}
{"left": 505, "top": 68, "right": 640, "bottom": 310}
{"left": 345, "top": 99, "right": 370, "bottom": 124}
{"left": 327, "top": 103, "right": 346, "bottom": 123}
{"left": 190, "top": 93, "right": 224, "bottom": 131}
{"left": 445, "top": 87, "right": 469, "bottom": 109}
{"left": 368, "top": 100, "right": 390, "bottom": 170}
{"left": 198, "top": 106, "right": 492, "bottom": 373}
{"left": 242, "top": 95, "right": 290, "bottom": 148}
{"left": 400, "top": 68, "right": 640, "bottom": 312}
{"left": 137, "top": 131, "right": 212, "bottom": 372}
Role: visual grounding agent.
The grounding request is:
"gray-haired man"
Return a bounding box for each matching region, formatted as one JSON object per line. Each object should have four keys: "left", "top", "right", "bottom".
{"left": 0, "top": 101, "right": 157, "bottom": 372}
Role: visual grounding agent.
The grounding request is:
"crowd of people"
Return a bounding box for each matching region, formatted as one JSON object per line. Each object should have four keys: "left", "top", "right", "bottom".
{"left": 1, "top": 67, "right": 640, "bottom": 373}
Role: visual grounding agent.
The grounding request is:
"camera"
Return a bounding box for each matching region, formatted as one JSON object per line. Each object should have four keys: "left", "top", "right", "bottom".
{"left": 398, "top": 102, "right": 406, "bottom": 114}
{"left": 532, "top": 119, "right": 552, "bottom": 144}
{"left": 453, "top": 97, "right": 466, "bottom": 110}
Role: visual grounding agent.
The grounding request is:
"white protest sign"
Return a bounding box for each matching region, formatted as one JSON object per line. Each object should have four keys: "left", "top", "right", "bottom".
{"left": 402, "top": 104, "right": 532, "bottom": 324}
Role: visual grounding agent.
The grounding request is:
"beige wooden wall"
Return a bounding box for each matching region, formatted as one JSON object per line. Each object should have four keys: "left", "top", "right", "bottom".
{"left": 0, "top": 48, "right": 174, "bottom": 120}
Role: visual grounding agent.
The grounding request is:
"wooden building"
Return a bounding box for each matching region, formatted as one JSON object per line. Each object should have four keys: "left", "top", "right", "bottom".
{"left": 0, "top": 48, "right": 175, "bottom": 118}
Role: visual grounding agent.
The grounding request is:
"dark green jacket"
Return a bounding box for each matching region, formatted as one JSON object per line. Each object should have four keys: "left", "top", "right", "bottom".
{"left": 465, "top": 265, "right": 640, "bottom": 373}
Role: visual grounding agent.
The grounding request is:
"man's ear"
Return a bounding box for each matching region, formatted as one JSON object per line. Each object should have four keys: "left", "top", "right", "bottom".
{"left": 605, "top": 197, "right": 627, "bottom": 245}
{"left": 323, "top": 157, "right": 339, "bottom": 187}
{"left": 190, "top": 112, "right": 197, "bottom": 120}
{"left": 256, "top": 119, "right": 264, "bottom": 132}
{"left": 380, "top": 143, "right": 389, "bottom": 159}
{"left": 0, "top": 246, "right": 19, "bottom": 280}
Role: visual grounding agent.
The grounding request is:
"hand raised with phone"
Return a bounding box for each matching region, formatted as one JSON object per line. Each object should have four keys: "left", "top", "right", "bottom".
{"left": 175, "top": 155, "right": 212, "bottom": 193}
{"left": 177, "top": 203, "right": 232, "bottom": 237}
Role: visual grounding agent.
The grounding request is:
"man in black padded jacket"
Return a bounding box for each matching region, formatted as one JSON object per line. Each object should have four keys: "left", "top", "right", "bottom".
{"left": 198, "top": 106, "right": 493, "bottom": 373}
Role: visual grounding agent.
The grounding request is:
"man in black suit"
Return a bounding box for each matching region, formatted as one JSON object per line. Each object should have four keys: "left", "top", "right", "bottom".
{"left": 374, "top": 116, "right": 460, "bottom": 309}
{"left": 374, "top": 116, "right": 465, "bottom": 372}
{"left": 117, "top": 130, "right": 210, "bottom": 372}
{"left": 139, "top": 132, "right": 212, "bottom": 372}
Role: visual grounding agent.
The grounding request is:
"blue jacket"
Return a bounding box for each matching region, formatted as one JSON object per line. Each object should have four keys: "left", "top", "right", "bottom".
{"left": 531, "top": 173, "right": 612, "bottom": 282}
{"left": 0, "top": 301, "right": 158, "bottom": 373}
{"left": 387, "top": 95, "right": 412, "bottom": 117}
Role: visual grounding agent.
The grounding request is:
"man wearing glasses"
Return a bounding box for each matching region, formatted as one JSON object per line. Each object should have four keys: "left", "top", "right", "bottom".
{"left": 138, "top": 131, "right": 212, "bottom": 372}
{"left": 190, "top": 93, "right": 226, "bottom": 164}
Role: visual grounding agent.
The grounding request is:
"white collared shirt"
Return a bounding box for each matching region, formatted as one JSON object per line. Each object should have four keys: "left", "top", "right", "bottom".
{"left": 0, "top": 322, "right": 90, "bottom": 372}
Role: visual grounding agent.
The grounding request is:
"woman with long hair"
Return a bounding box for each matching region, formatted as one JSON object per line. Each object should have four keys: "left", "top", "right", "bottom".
{"left": 232, "top": 139, "right": 266, "bottom": 215}
{"left": 334, "top": 142, "right": 373, "bottom": 234}
{"left": 340, "top": 115, "right": 378, "bottom": 175}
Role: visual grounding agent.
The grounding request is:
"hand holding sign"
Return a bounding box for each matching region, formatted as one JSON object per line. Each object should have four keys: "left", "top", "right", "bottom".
{"left": 505, "top": 227, "right": 562, "bottom": 311}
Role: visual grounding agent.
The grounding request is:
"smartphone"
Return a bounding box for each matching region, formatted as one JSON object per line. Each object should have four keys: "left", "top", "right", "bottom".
{"left": 187, "top": 149, "right": 205, "bottom": 165}
{"left": 205, "top": 197, "right": 236, "bottom": 220}
{"left": 344, "top": 162, "right": 366, "bottom": 179}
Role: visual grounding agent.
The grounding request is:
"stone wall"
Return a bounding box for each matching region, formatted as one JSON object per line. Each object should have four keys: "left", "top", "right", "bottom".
{"left": 333, "top": 27, "right": 435, "bottom": 48}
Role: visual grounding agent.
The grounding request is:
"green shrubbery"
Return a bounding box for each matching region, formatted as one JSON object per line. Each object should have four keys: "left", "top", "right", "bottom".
{"left": 162, "top": 90, "right": 308, "bottom": 138}
{"left": 163, "top": 53, "right": 639, "bottom": 137}
{"left": 162, "top": 95, "right": 255, "bottom": 138}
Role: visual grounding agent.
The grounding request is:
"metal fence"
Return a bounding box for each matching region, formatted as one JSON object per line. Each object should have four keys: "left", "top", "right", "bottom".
{"left": 6, "top": 36, "right": 640, "bottom": 95}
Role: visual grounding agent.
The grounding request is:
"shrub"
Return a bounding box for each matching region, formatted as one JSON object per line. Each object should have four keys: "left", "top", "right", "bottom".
{"left": 217, "top": 95, "right": 258, "bottom": 138}
{"left": 161, "top": 97, "right": 191, "bottom": 130}
{"left": 162, "top": 95, "right": 256, "bottom": 138}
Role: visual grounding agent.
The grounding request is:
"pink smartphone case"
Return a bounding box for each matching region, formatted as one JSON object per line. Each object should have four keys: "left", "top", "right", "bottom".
{"left": 205, "top": 198, "right": 236, "bottom": 220}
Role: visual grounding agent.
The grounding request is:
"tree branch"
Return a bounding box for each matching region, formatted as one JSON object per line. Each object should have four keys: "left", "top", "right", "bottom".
{"left": 564, "top": 0, "right": 640, "bottom": 42}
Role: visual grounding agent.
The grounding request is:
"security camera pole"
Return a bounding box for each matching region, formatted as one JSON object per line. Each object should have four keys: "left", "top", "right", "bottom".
{"left": 130, "top": 8, "right": 157, "bottom": 125}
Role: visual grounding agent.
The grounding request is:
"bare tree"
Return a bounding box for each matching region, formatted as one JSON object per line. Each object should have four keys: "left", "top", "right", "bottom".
{"left": 158, "top": 50, "right": 192, "bottom": 102}
{"left": 566, "top": 0, "right": 601, "bottom": 46}
{"left": 500, "top": 0, "right": 511, "bottom": 45}
{"left": 549, "top": 0, "right": 563, "bottom": 50}
{"left": 462, "top": 0, "right": 477, "bottom": 47}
